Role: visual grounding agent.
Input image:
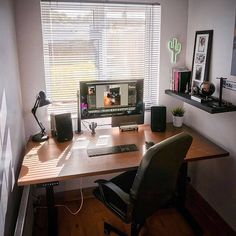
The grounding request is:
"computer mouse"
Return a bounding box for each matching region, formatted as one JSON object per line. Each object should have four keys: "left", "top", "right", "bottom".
{"left": 145, "top": 141, "right": 155, "bottom": 149}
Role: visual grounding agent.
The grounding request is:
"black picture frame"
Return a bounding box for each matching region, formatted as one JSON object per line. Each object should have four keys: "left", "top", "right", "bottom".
{"left": 191, "top": 30, "right": 213, "bottom": 90}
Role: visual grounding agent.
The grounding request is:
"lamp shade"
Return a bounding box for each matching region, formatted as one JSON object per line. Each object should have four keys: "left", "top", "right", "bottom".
{"left": 38, "top": 90, "right": 51, "bottom": 107}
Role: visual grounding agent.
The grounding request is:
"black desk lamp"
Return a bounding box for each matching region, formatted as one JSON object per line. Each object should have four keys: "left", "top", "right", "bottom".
{"left": 31, "top": 91, "right": 51, "bottom": 142}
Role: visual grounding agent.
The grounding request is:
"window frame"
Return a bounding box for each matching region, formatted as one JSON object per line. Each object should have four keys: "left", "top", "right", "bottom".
{"left": 40, "top": 1, "right": 161, "bottom": 115}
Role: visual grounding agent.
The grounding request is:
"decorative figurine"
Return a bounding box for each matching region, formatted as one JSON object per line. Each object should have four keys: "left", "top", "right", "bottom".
{"left": 89, "top": 122, "right": 97, "bottom": 135}
{"left": 199, "top": 81, "right": 215, "bottom": 98}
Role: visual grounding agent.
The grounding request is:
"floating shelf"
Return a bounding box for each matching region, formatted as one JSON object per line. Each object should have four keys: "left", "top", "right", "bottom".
{"left": 165, "top": 89, "right": 236, "bottom": 114}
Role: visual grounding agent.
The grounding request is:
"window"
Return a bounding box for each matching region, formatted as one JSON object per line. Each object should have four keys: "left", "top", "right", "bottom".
{"left": 40, "top": 1, "right": 161, "bottom": 115}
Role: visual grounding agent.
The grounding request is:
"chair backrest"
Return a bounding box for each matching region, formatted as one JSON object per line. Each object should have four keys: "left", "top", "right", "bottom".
{"left": 130, "top": 132, "right": 193, "bottom": 223}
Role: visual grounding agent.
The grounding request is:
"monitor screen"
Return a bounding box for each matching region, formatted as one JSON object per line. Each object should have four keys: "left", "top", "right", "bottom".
{"left": 79, "top": 79, "right": 144, "bottom": 119}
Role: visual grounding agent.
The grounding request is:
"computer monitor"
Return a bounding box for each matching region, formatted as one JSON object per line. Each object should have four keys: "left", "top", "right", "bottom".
{"left": 78, "top": 79, "right": 144, "bottom": 125}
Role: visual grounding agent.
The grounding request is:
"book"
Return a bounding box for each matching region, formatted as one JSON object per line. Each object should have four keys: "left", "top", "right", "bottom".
{"left": 172, "top": 68, "right": 191, "bottom": 93}
{"left": 179, "top": 71, "right": 191, "bottom": 93}
{"left": 173, "top": 70, "right": 180, "bottom": 92}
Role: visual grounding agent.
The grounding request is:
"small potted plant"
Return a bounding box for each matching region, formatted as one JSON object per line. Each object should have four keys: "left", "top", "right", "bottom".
{"left": 171, "top": 106, "right": 185, "bottom": 127}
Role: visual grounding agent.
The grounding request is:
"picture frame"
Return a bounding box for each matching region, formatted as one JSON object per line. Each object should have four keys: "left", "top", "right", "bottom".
{"left": 191, "top": 30, "right": 213, "bottom": 91}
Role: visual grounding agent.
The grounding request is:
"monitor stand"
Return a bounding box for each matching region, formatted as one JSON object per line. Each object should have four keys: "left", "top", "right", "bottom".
{"left": 119, "top": 122, "right": 138, "bottom": 132}
{"left": 111, "top": 113, "right": 144, "bottom": 127}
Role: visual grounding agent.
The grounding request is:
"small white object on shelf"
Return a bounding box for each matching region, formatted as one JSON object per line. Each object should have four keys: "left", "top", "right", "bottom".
{"left": 191, "top": 95, "right": 203, "bottom": 103}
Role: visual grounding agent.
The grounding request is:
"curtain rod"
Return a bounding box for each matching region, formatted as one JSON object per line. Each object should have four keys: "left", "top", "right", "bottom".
{"left": 41, "top": 0, "right": 160, "bottom": 6}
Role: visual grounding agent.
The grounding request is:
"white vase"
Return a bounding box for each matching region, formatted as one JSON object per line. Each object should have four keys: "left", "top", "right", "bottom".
{"left": 173, "top": 115, "right": 184, "bottom": 127}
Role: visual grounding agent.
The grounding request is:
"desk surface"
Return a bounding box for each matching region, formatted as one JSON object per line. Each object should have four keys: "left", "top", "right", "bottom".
{"left": 18, "top": 124, "right": 229, "bottom": 186}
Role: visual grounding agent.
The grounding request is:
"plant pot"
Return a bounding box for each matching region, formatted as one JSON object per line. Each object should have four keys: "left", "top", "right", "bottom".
{"left": 173, "top": 115, "right": 183, "bottom": 127}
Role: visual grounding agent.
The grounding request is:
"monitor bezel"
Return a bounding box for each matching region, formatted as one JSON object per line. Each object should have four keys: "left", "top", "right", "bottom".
{"left": 79, "top": 79, "right": 144, "bottom": 120}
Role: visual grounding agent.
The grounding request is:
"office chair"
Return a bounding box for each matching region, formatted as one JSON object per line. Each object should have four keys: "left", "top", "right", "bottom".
{"left": 93, "top": 132, "right": 193, "bottom": 236}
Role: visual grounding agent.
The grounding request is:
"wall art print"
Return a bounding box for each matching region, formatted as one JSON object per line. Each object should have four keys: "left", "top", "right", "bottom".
{"left": 191, "top": 30, "right": 213, "bottom": 90}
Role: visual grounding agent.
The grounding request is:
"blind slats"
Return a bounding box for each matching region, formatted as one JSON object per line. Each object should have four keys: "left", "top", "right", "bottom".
{"left": 41, "top": 1, "right": 160, "bottom": 114}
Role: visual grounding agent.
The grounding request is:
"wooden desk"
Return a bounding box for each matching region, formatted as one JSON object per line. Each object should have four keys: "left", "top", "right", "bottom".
{"left": 17, "top": 124, "right": 229, "bottom": 235}
{"left": 18, "top": 124, "right": 228, "bottom": 186}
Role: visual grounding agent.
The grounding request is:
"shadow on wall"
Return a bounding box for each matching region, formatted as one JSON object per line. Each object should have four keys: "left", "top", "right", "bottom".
{"left": 0, "top": 89, "right": 16, "bottom": 235}
{"left": 231, "top": 14, "right": 236, "bottom": 76}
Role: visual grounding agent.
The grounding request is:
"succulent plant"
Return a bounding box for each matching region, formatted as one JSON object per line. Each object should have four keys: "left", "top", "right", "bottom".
{"left": 171, "top": 106, "right": 185, "bottom": 117}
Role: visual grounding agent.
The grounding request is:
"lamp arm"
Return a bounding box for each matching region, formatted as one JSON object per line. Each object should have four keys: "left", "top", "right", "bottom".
{"left": 32, "top": 96, "right": 39, "bottom": 115}
{"left": 32, "top": 112, "right": 46, "bottom": 134}
{"left": 31, "top": 97, "right": 46, "bottom": 134}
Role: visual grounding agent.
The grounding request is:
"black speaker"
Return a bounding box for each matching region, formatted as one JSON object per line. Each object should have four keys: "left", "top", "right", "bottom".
{"left": 50, "top": 113, "right": 73, "bottom": 142}
{"left": 151, "top": 106, "right": 166, "bottom": 132}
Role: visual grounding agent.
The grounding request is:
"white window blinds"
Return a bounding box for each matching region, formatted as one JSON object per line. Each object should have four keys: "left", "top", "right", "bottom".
{"left": 40, "top": 1, "right": 161, "bottom": 114}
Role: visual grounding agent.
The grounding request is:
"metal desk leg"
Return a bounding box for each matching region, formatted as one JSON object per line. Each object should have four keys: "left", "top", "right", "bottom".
{"left": 41, "top": 182, "right": 59, "bottom": 236}
{"left": 177, "top": 163, "right": 203, "bottom": 236}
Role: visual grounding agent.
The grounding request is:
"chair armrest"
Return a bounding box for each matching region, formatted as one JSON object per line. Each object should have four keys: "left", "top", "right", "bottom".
{"left": 95, "top": 180, "right": 133, "bottom": 223}
{"left": 103, "top": 181, "right": 130, "bottom": 205}
{"left": 95, "top": 180, "right": 130, "bottom": 205}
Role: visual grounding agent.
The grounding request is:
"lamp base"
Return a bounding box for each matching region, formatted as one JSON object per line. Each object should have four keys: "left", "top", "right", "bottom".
{"left": 31, "top": 132, "right": 49, "bottom": 142}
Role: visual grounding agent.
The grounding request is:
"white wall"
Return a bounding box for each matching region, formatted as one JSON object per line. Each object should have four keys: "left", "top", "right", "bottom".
{"left": 0, "top": 0, "right": 25, "bottom": 235}
{"left": 158, "top": 0, "right": 189, "bottom": 117}
{"left": 185, "top": 0, "right": 236, "bottom": 231}
{"left": 15, "top": 0, "right": 47, "bottom": 140}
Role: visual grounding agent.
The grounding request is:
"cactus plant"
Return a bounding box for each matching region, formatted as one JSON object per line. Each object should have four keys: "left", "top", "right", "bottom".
{"left": 168, "top": 38, "right": 182, "bottom": 64}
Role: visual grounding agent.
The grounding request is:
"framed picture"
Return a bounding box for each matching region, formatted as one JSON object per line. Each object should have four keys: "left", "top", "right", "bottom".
{"left": 191, "top": 30, "right": 213, "bottom": 91}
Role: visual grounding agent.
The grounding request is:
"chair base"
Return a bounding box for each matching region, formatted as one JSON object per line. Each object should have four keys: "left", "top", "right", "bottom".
{"left": 104, "top": 222, "right": 128, "bottom": 236}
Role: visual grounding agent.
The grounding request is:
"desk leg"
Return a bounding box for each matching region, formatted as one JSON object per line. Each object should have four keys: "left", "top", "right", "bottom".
{"left": 177, "top": 163, "right": 203, "bottom": 236}
{"left": 40, "top": 182, "right": 59, "bottom": 236}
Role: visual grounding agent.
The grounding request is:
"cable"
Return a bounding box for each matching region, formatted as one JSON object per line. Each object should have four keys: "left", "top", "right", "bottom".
{"left": 82, "top": 120, "right": 111, "bottom": 128}
{"left": 55, "top": 177, "right": 84, "bottom": 216}
{"left": 34, "top": 178, "right": 84, "bottom": 216}
{"left": 82, "top": 120, "right": 90, "bottom": 124}
{"left": 81, "top": 120, "right": 90, "bottom": 131}
{"left": 97, "top": 123, "right": 112, "bottom": 127}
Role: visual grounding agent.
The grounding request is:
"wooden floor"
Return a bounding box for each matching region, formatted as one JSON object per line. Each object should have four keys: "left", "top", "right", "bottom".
{"left": 33, "top": 185, "right": 236, "bottom": 236}
{"left": 34, "top": 196, "right": 195, "bottom": 236}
